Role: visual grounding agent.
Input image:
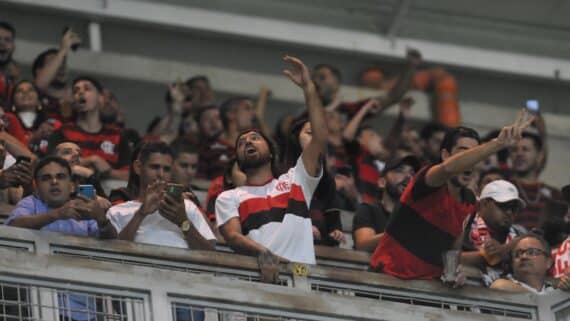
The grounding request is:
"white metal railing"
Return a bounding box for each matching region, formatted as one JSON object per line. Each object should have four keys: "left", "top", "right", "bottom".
{"left": 0, "top": 225, "right": 567, "bottom": 321}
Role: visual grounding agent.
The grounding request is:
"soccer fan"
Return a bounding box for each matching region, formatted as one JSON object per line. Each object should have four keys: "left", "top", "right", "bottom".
{"left": 106, "top": 141, "right": 215, "bottom": 250}
{"left": 216, "top": 55, "right": 327, "bottom": 265}
{"left": 490, "top": 234, "right": 563, "bottom": 294}
{"left": 0, "top": 21, "right": 21, "bottom": 107}
{"left": 460, "top": 180, "right": 526, "bottom": 286}
{"left": 205, "top": 158, "right": 246, "bottom": 223}
{"left": 353, "top": 155, "right": 421, "bottom": 252}
{"left": 511, "top": 132, "right": 560, "bottom": 230}
{"left": 53, "top": 142, "right": 106, "bottom": 197}
{"left": 370, "top": 110, "right": 535, "bottom": 280}
{"left": 32, "top": 28, "right": 81, "bottom": 121}
{"left": 419, "top": 122, "right": 449, "bottom": 164}
{"left": 540, "top": 191, "right": 570, "bottom": 287}
{"left": 186, "top": 75, "right": 215, "bottom": 108}
{"left": 47, "top": 76, "right": 131, "bottom": 180}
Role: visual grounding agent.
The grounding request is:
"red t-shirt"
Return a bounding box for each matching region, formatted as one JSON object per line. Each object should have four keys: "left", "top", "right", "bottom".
{"left": 197, "top": 137, "right": 235, "bottom": 180}
{"left": 370, "top": 165, "right": 476, "bottom": 280}
{"left": 551, "top": 237, "right": 570, "bottom": 278}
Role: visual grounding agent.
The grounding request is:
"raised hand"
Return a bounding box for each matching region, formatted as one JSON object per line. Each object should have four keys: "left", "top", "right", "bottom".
{"left": 496, "top": 109, "right": 535, "bottom": 148}
{"left": 138, "top": 181, "right": 166, "bottom": 216}
{"left": 283, "top": 55, "right": 313, "bottom": 91}
{"left": 159, "top": 193, "right": 186, "bottom": 227}
{"left": 399, "top": 97, "right": 415, "bottom": 117}
{"left": 60, "top": 28, "right": 81, "bottom": 53}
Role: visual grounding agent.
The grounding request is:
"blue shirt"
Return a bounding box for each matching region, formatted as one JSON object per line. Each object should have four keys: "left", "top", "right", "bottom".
{"left": 7, "top": 195, "right": 99, "bottom": 320}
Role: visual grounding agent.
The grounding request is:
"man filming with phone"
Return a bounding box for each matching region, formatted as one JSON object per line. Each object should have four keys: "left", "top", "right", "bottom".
{"left": 105, "top": 141, "right": 215, "bottom": 250}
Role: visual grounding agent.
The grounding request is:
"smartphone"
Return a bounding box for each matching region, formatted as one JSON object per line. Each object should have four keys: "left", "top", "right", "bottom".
{"left": 62, "top": 26, "right": 80, "bottom": 51}
{"left": 77, "top": 184, "right": 95, "bottom": 199}
{"left": 16, "top": 156, "right": 31, "bottom": 165}
{"left": 166, "top": 183, "right": 185, "bottom": 200}
{"left": 526, "top": 99, "right": 539, "bottom": 113}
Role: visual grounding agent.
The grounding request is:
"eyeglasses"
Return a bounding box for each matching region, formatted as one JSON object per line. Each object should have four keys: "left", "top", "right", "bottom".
{"left": 513, "top": 247, "right": 548, "bottom": 259}
{"left": 494, "top": 200, "right": 521, "bottom": 213}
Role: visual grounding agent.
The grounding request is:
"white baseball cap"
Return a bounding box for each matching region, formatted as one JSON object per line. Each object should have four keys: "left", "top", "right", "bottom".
{"left": 480, "top": 180, "right": 526, "bottom": 208}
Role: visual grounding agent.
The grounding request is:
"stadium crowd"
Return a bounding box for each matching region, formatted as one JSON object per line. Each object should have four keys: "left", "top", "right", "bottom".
{"left": 0, "top": 20, "right": 569, "bottom": 320}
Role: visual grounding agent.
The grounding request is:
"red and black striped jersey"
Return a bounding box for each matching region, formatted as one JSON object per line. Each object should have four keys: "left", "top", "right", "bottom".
{"left": 371, "top": 165, "right": 476, "bottom": 280}
{"left": 47, "top": 123, "right": 131, "bottom": 169}
{"left": 513, "top": 179, "right": 560, "bottom": 230}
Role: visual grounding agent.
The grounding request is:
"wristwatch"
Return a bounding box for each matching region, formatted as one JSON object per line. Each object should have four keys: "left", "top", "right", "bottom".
{"left": 180, "top": 220, "right": 191, "bottom": 233}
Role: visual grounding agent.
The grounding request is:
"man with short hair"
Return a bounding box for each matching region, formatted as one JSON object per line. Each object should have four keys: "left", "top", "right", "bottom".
{"left": 370, "top": 110, "right": 534, "bottom": 280}
{"left": 170, "top": 138, "right": 199, "bottom": 190}
{"left": 490, "top": 234, "right": 561, "bottom": 294}
{"left": 0, "top": 21, "right": 21, "bottom": 104}
{"left": 48, "top": 76, "right": 131, "bottom": 180}
{"left": 460, "top": 180, "right": 527, "bottom": 286}
{"left": 106, "top": 141, "right": 215, "bottom": 250}
{"left": 219, "top": 96, "right": 256, "bottom": 147}
{"left": 186, "top": 75, "right": 215, "bottom": 107}
{"left": 420, "top": 122, "right": 449, "bottom": 164}
{"left": 216, "top": 56, "right": 327, "bottom": 265}
{"left": 511, "top": 132, "right": 560, "bottom": 230}
{"left": 53, "top": 141, "right": 106, "bottom": 197}
{"left": 7, "top": 156, "right": 114, "bottom": 321}
{"left": 353, "top": 155, "right": 421, "bottom": 252}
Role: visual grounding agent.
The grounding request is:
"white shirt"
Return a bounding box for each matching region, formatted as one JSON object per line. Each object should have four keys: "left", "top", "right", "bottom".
{"left": 107, "top": 199, "right": 215, "bottom": 249}
{"left": 216, "top": 156, "right": 322, "bottom": 264}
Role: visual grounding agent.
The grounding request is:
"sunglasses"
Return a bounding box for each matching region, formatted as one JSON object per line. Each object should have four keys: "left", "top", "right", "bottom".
{"left": 494, "top": 200, "right": 521, "bottom": 213}
{"left": 513, "top": 247, "right": 548, "bottom": 259}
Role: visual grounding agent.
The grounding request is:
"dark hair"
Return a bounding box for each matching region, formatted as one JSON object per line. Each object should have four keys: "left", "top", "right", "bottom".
{"left": 0, "top": 21, "right": 15, "bottom": 37}
{"left": 138, "top": 141, "right": 174, "bottom": 164}
{"left": 314, "top": 64, "right": 342, "bottom": 82}
{"left": 235, "top": 129, "right": 280, "bottom": 177}
{"left": 509, "top": 233, "right": 551, "bottom": 260}
{"left": 72, "top": 76, "right": 104, "bottom": 93}
{"left": 219, "top": 96, "right": 249, "bottom": 129}
{"left": 355, "top": 124, "right": 375, "bottom": 140}
{"left": 186, "top": 76, "right": 210, "bottom": 88}
{"left": 10, "top": 80, "right": 41, "bottom": 108}
{"left": 478, "top": 168, "right": 511, "bottom": 187}
{"left": 440, "top": 126, "right": 480, "bottom": 154}
{"left": 283, "top": 116, "right": 308, "bottom": 169}
{"left": 420, "top": 122, "right": 449, "bottom": 141}
{"left": 170, "top": 137, "right": 198, "bottom": 159}
{"left": 34, "top": 156, "right": 72, "bottom": 180}
{"left": 32, "top": 49, "right": 59, "bottom": 78}
{"left": 194, "top": 104, "right": 218, "bottom": 124}
{"left": 521, "top": 132, "right": 543, "bottom": 151}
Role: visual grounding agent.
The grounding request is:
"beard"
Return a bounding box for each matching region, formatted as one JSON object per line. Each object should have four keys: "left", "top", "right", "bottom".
{"left": 238, "top": 153, "right": 271, "bottom": 172}
{"left": 385, "top": 177, "right": 411, "bottom": 201}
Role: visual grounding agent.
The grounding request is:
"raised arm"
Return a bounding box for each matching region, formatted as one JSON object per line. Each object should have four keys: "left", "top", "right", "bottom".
{"left": 375, "top": 49, "right": 420, "bottom": 110}
{"left": 283, "top": 56, "right": 328, "bottom": 176}
{"left": 426, "top": 109, "right": 535, "bottom": 187}
{"left": 35, "top": 29, "right": 80, "bottom": 91}
{"left": 383, "top": 97, "right": 413, "bottom": 152}
{"left": 342, "top": 99, "right": 378, "bottom": 141}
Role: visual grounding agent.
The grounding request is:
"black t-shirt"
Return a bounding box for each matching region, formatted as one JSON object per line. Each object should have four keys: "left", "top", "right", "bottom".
{"left": 352, "top": 202, "right": 390, "bottom": 234}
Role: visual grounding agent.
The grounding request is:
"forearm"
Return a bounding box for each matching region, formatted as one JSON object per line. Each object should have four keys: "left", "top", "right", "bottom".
{"left": 342, "top": 106, "right": 369, "bottom": 141}
{"left": 225, "top": 232, "right": 268, "bottom": 257}
{"left": 380, "top": 63, "right": 415, "bottom": 108}
{"left": 0, "top": 132, "right": 35, "bottom": 159}
{"left": 305, "top": 85, "right": 328, "bottom": 148}
{"left": 97, "top": 220, "right": 117, "bottom": 239}
{"left": 354, "top": 233, "right": 383, "bottom": 252}
{"left": 35, "top": 49, "right": 66, "bottom": 91}
{"left": 8, "top": 210, "right": 59, "bottom": 230}
{"left": 459, "top": 251, "right": 486, "bottom": 269}
{"left": 108, "top": 169, "right": 129, "bottom": 181}
{"left": 117, "top": 211, "right": 145, "bottom": 241}
{"left": 184, "top": 225, "right": 215, "bottom": 251}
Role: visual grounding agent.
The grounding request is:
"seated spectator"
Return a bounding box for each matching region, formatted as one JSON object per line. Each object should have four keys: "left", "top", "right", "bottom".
{"left": 47, "top": 76, "right": 131, "bottom": 180}
{"left": 170, "top": 138, "right": 199, "bottom": 191}
{"left": 353, "top": 155, "right": 420, "bottom": 252}
{"left": 511, "top": 132, "right": 560, "bottom": 230}
{"left": 205, "top": 158, "right": 246, "bottom": 223}
{"left": 32, "top": 28, "right": 81, "bottom": 121}
{"left": 106, "top": 141, "right": 216, "bottom": 250}
{"left": 460, "top": 180, "right": 527, "bottom": 286}
{"left": 195, "top": 104, "right": 234, "bottom": 180}
{"left": 10, "top": 80, "right": 59, "bottom": 152}
{"left": 216, "top": 56, "right": 327, "bottom": 265}
{"left": 53, "top": 141, "right": 106, "bottom": 197}
{"left": 490, "top": 233, "right": 562, "bottom": 293}
{"left": 540, "top": 192, "right": 569, "bottom": 281}
{"left": 419, "top": 122, "right": 448, "bottom": 165}
{"left": 285, "top": 116, "right": 344, "bottom": 247}
{"left": 0, "top": 21, "right": 21, "bottom": 107}
{"left": 370, "top": 110, "right": 534, "bottom": 280}
{"left": 476, "top": 168, "right": 510, "bottom": 196}
{"left": 0, "top": 143, "right": 32, "bottom": 205}
{"left": 333, "top": 165, "right": 360, "bottom": 211}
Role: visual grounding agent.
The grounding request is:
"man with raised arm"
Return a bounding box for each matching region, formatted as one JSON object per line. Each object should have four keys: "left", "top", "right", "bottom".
{"left": 370, "top": 110, "right": 534, "bottom": 280}
{"left": 216, "top": 56, "right": 327, "bottom": 265}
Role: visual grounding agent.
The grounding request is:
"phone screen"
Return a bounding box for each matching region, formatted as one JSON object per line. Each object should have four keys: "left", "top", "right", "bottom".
{"left": 78, "top": 184, "right": 95, "bottom": 199}
{"left": 526, "top": 100, "right": 539, "bottom": 113}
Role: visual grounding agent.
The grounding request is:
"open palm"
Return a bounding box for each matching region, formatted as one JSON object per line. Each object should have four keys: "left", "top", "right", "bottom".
{"left": 283, "top": 55, "right": 311, "bottom": 89}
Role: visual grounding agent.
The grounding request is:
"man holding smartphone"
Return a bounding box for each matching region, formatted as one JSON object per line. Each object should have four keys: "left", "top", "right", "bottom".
{"left": 105, "top": 141, "right": 215, "bottom": 250}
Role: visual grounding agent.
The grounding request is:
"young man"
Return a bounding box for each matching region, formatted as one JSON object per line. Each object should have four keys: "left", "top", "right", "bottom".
{"left": 460, "top": 180, "right": 526, "bottom": 286}
{"left": 47, "top": 76, "right": 131, "bottom": 180}
{"left": 370, "top": 110, "right": 534, "bottom": 280}
{"left": 511, "top": 132, "right": 560, "bottom": 230}
{"left": 216, "top": 56, "right": 327, "bottom": 265}
{"left": 106, "top": 141, "right": 215, "bottom": 250}
{"left": 353, "top": 155, "right": 420, "bottom": 252}
{"left": 420, "top": 122, "right": 449, "bottom": 164}
{"left": 170, "top": 138, "right": 199, "bottom": 190}
{"left": 490, "top": 234, "right": 563, "bottom": 294}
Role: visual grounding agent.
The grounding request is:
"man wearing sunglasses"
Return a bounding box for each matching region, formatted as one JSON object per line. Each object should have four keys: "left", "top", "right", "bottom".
{"left": 460, "top": 180, "right": 527, "bottom": 286}
{"left": 490, "top": 234, "right": 559, "bottom": 294}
